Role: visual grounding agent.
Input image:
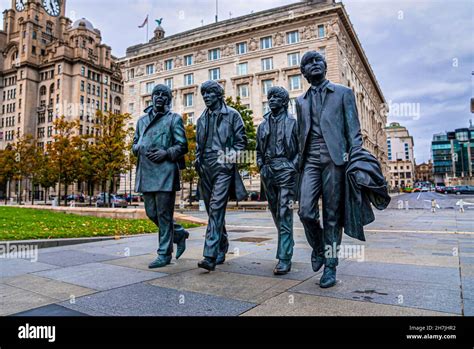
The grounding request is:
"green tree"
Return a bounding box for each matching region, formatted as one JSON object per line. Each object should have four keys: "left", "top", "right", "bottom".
{"left": 181, "top": 115, "right": 198, "bottom": 205}
{"left": 225, "top": 96, "right": 257, "bottom": 175}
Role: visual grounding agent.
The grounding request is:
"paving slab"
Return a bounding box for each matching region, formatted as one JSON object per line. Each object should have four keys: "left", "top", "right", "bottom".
{"left": 0, "top": 258, "right": 59, "bottom": 278}
{"left": 12, "top": 304, "right": 89, "bottom": 317}
{"left": 2, "top": 274, "right": 95, "bottom": 300}
{"left": 59, "top": 283, "right": 256, "bottom": 316}
{"left": 249, "top": 246, "right": 313, "bottom": 264}
{"left": 0, "top": 284, "right": 56, "bottom": 316}
{"left": 290, "top": 274, "right": 462, "bottom": 314}
{"left": 104, "top": 254, "right": 199, "bottom": 274}
{"left": 33, "top": 249, "right": 122, "bottom": 267}
{"left": 241, "top": 292, "right": 457, "bottom": 317}
{"left": 339, "top": 261, "right": 460, "bottom": 288}
{"left": 148, "top": 268, "right": 299, "bottom": 303}
{"left": 218, "top": 256, "right": 316, "bottom": 281}
{"left": 33, "top": 262, "right": 166, "bottom": 291}
{"left": 464, "top": 298, "right": 474, "bottom": 316}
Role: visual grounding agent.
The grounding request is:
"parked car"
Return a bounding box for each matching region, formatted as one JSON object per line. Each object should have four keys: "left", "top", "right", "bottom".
{"left": 421, "top": 187, "right": 430, "bottom": 192}
{"left": 444, "top": 186, "right": 458, "bottom": 194}
{"left": 412, "top": 187, "right": 421, "bottom": 193}
{"left": 453, "top": 186, "right": 474, "bottom": 195}
{"left": 435, "top": 186, "right": 446, "bottom": 193}
{"left": 96, "top": 193, "right": 128, "bottom": 208}
{"left": 124, "top": 194, "right": 143, "bottom": 203}
{"left": 65, "top": 194, "right": 85, "bottom": 203}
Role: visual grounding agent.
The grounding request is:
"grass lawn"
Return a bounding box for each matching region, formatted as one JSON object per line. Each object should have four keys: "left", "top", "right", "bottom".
{"left": 0, "top": 207, "right": 200, "bottom": 241}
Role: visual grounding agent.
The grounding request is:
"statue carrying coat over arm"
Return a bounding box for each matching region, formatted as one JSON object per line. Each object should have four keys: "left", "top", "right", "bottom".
{"left": 296, "top": 51, "right": 390, "bottom": 289}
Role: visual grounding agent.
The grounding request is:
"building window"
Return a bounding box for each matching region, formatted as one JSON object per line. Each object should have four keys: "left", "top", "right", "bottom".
{"left": 184, "top": 55, "right": 193, "bottom": 66}
{"left": 288, "top": 52, "right": 300, "bottom": 67}
{"left": 260, "top": 36, "right": 272, "bottom": 50}
{"left": 289, "top": 75, "right": 302, "bottom": 91}
{"left": 287, "top": 31, "right": 299, "bottom": 44}
{"left": 128, "top": 103, "right": 135, "bottom": 113}
{"left": 128, "top": 69, "right": 135, "bottom": 79}
{"left": 237, "top": 62, "right": 248, "bottom": 76}
{"left": 236, "top": 42, "right": 247, "bottom": 55}
{"left": 184, "top": 73, "right": 194, "bottom": 86}
{"left": 164, "top": 78, "right": 173, "bottom": 89}
{"left": 146, "top": 64, "right": 155, "bottom": 75}
{"left": 318, "top": 47, "right": 326, "bottom": 58}
{"left": 318, "top": 24, "right": 325, "bottom": 38}
{"left": 209, "top": 68, "right": 220, "bottom": 80}
{"left": 237, "top": 84, "right": 249, "bottom": 99}
{"left": 164, "top": 59, "right": 173, "bottom": 71}
{"left": 262, "top": 102, "right": 270, "bottom": 114}
{"left": 262, "top": 79, "right": 274, "bottom": 95}
{"left": 261, "top": 57, "right": 273, "bottom": 71}
{"left": 184, "top": 93, "right": 193, "bottom": 107}
{"left": 146, "top": 82, "right": 155, "bottom": 94}
{"left": 81, "top": 66, "right": 85, "bottom": 76}
{"left": 208, "top": 48, "right": 221, "bottom": 61}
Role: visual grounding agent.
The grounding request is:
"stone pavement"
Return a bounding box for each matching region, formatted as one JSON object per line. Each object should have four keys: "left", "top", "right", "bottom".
{"left": 1, "top": 209, "right": 473, "bottom": 316}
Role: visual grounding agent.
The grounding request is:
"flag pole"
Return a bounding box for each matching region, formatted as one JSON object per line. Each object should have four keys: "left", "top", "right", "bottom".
{"left": 146, "top": 16, "right": 149, "bottom": 42}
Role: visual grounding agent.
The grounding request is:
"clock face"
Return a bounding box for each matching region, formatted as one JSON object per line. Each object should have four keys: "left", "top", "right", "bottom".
{"left": 16, "top": 0, "right": 26, "bottom": 12}
{"left": 42, "top": 0, "right": 61, "bottom": 17}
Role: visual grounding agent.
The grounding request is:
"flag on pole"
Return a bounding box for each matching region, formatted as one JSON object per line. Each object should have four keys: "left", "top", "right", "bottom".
{"left": 138, "top": 15, "right": 149, "bottom": 28}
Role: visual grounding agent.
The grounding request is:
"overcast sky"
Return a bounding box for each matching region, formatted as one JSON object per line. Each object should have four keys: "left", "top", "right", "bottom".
{"left": 1, "top": 0, "right": 472, "bottom": 163}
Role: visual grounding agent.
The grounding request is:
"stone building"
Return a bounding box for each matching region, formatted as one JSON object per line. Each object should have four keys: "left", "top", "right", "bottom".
{"left": 119, "top": 0, "right": 390, "bottom": 192}
{"left": 415, "top": 160, "right": 434, "bottom": 184}
{"left": 0, "top": 0, "right": 123, "bottom": 200}
{"left": 385, "top": 122, "right": 415, "bottom": 189}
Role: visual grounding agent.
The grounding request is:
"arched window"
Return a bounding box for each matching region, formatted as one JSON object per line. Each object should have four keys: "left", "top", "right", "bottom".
{"left": 40, "top": 86, "right": 47, "bottom": 96}
{"left": 114, "top": 97, "right": 121, "bottom": 106}
{"left": 49, "top": 84, "right": 55, "bottom": 94}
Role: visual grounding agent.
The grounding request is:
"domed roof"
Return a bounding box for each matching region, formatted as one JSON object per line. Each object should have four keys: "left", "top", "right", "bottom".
{"left": 71, "top": 18, "right": 95, "bottom": 31}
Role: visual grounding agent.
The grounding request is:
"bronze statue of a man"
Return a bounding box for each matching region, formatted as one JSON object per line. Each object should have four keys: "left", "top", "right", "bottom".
{"left": 256, "top": 86, "right": 299, "bottom": 275}
{"left": 195, "top": 80, "right": 248, "bottom": 271}
{"left": 296, "top": 51, "right": 387, "bottom": 288}
{"left": 132, "top": 84, "right": 189, "bottom": 269}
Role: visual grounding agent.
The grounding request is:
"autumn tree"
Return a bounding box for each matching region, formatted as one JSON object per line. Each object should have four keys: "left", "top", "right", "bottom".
{"left": 124, "top": 127, "right": 137, "bottom": 203}
{"left": 0, "top": 145, "right": 16, "bottom": 204}
{"left": 35, "top": 151, "right": 58, "bottom": 205}
{"left": 47, "top": 116, "right": 83, "bottom": 206}
{"left": 11, "top": 135, "right": 38, "bottom": 204}
{"left": 92, "top": 111, "right": 132, "bottom": 207}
